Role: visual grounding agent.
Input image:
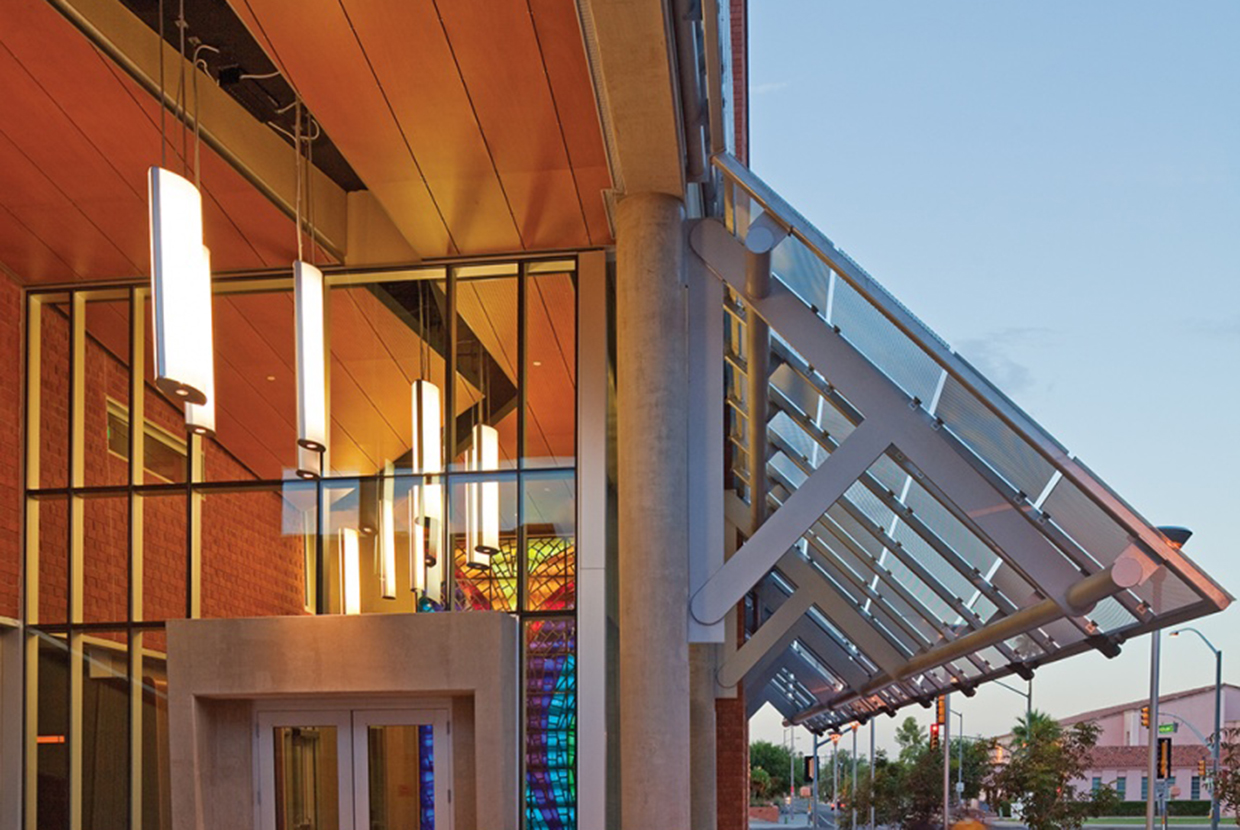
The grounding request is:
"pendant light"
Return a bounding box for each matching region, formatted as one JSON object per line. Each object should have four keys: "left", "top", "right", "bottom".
{"left": 465, "top": 422, "right": 500, "bottom": 570}
{"left": 185, "top": 246, "right": 215, "bottom": 436}
{"left": 292, "top": 101, "right": 327, "bottom": 479}
{"left": 379, "top": 462, "right": 397, "bottom": 599}
{"left": 339, "top": 527, "right": 361, "bottom": 615}
{"left": 150, "top": 0, "right": 213, "bottom": 408}
{"left": 410, "top": 378, "right": 444, "bottom": 600}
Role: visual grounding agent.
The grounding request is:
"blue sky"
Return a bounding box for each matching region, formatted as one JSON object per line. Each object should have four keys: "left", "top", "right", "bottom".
{"left": 745, "top": 1, "right": 1240, "bottom": 753}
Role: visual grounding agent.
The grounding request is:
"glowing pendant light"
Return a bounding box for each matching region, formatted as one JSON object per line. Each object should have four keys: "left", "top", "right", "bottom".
{"left": 149, "top": 167, "right": 213, "bottom": 405}
{"left": 465, "top": 423, "right": 500, "bottom": 570}
{"left": 410, "top": 379, "right": 444, "bottom": 599}
{"left": 380, "top": 462, "right": 397, "bottom": 599}
{"left": 340, "top": 527, "right": 361, "bottom": 615}
{"left": 185, "top": 245, "right": 216, "bottom": 436}
{"left": 294, "top": 260, "right": 327, "bottom": 478}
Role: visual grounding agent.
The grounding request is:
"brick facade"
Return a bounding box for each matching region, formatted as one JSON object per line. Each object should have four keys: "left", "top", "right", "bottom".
{"left": 7, "top": 289, "right": 306, "bottom": 627}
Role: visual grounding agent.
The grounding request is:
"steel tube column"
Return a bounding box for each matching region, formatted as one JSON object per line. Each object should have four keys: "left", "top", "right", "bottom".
{"left": 690, "top": 645, "right": 718, "bottom": 830}
{"left": 616, "top": 192, "right": 691, "bottom": 830}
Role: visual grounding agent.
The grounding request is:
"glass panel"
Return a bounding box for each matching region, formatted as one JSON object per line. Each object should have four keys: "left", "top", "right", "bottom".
{"left": 322, "top": 477, "right": 422, "bottom": 615}
{"left": 201, "top": 483, "right": 315, "bottom": 618}
{"left": 83, "top": 297, "right": 130, "bottom": 488}
{"left": 35, "top": 496, "right": 69, "bottom": 625}
{"left": 81, "top": 495, "right": 127, "bottom": 624}
{"left": 142, "top": 493, "right": 187, "bottom": 622}
{"left": 525, "top": 472, "right": 575, "bottom": 612}
{"left": 525, "top": 270, "right": 576, "bottom": 468}
{"left": 207, "top": 290, "right": 298, "bottom": 481}
{"left": 934, "top": 375, "right": 1056, "bottom": 501}
{"left": 451, "top": 474, "right": 518, "bottom": 611}
{"left": 330, "top": 279, "right": 447, "bottom": 478}
{"left": 452, "top": 275, "right": 518, "bottom": 472}
{"left": 367, "top": 724, "right": 434, "bottom": 830}
{"left": 81, "top": 633, "right": 130, "bottom": 830}
{"left": 829, "top": 276, "right": 944, "bottom": 407}
{"left": 526, "top": 618, "right": 576, "bottom": 830}
{"left": 39, "top": 300, "right": 70, "bottom": 489}
{"left": 770, "top": 233, "right": 831, "bottom": 320}
{"left": 141, "top": 295, "right": 188, "bottom": 485}
{"left": 273, "top": 726, "right": 340, "bottom": 830}
{"left": 36, "top": 633, "right": 70, "bottom": 830}
{"left": 139, "top": 633, "right": 173, "bottom": 830}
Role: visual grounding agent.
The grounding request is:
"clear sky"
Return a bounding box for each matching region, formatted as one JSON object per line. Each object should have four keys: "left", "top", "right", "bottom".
{"left": 745, "top": 0, "right": 1240, "bottom": 758}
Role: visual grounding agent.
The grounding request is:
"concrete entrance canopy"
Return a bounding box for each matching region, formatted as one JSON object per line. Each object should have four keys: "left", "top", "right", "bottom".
{"left": 166, "top": 612, "right": 519, "bottom": 830}
{"left": 691, "top": 154, "right": 1232, "bottom": 733}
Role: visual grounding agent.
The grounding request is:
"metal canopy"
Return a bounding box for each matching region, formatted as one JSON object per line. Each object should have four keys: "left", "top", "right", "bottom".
{"left": 692, "top": 153, "right": 1232, "bottom": 733}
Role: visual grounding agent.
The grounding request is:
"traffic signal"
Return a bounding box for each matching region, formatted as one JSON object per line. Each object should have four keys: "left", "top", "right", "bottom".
{"left": 936, "top": 696, "right": 947, "bottom": 726}
{"left": 1141, "top": 706, "right": 1150, "bottom": 728}
{"left": 805, "top": 755, "right": 815, "bottom": 782}
{"left": 930, "top": 722, "right": 940, "bottom": 751}
{"left": 1199, "top": 758, "right": 1208, "bottom": 777}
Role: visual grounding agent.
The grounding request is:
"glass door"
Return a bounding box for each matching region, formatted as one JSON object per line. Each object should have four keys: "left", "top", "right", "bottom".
{"left": 353, "top": 709, "right": 451, "bottom": 830}
{"left": 257, "top": 706, "right": 452, "bottom": 830}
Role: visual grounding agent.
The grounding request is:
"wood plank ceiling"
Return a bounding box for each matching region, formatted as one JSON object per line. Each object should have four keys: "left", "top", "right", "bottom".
{"left": 0, "top": 0, "right": 299, "bottom": 284}
{"left": 228, "top": 0, "right": 613, "bottom": 257}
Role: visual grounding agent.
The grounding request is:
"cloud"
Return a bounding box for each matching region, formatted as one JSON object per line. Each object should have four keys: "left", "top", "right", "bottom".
{"left": 752, "top": 81, "right": 789, "bottom": 95}
{"left": 955, "top": 326, "right": 1051, "bottom": 397}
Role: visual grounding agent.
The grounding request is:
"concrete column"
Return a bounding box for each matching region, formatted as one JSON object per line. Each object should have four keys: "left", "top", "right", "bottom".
{"left": 690, "top": 644, "right": 718, "bottom": 830}
{"left": 616, "top": 192, "right": 691, "bottom": 830}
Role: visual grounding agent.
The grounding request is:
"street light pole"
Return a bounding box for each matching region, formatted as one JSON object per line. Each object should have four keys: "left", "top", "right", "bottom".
{"left": 811, "top": 732, "right": 822, "bottom": 828}
{"left": 952, "top": 709, "right": 965, "bottom": 806}
{"left": 852, "top": 724, "right": 858, "bottom": 830}
{"left": 943, "top": 693, "right": 952, "bottom": 830}
{"left": 1170, "top": 627, "right": 1223, "bottom": 830}
{"left": 1149, "top": 527, "right": 1193, "bottom": 830}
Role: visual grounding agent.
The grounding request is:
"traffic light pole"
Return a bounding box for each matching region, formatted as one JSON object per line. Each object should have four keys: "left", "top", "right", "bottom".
{"left": 943, "top": 693, "right": 952, "bottom": 830}
{"left": 811, "top": 733, "right": 822, "bottom": 828}
{"left": 852, "top": 725, "right": 858, "bottom": 830}
{"left": 869, "top": 721, "right": 876, "bottom": 830}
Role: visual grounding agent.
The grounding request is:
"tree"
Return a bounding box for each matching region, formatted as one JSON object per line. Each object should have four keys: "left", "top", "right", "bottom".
{"left": 895, "top": 716, "right": 928, "bottom": 764}
{"left": 989, "top": 711, "right": 1116, "bottom": 830}
{"left": 1208, "top": 726, "right": 1240, "bottom": 825}
{"left": 749, "top": 739, "right": 806, "bottom": 798}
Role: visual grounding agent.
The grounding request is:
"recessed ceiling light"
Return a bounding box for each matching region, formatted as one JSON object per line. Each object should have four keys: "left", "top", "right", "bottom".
{"left": 266, "top": 375, "right": 276, "bottom": 382}
{"left": 532, "top": 360, "right": 542, "bottom": 367}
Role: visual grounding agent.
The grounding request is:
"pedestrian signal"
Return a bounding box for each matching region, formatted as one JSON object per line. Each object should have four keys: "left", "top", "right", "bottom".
{"left": 1199, "top": 758, "right": 1207, "bottom": 777}
{"left": 1141, "top": 706, "right": 1150, "bottom": 728}
{"left": 936, "top": 696, "right": 947, "bottom": 726}
{"left": 804, "top": 755, "right": 815, "bottom": 781}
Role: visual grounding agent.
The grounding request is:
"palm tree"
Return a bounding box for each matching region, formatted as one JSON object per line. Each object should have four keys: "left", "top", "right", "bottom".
{"left": 1010, "top": 710, "right": 1060, "bottom": 749}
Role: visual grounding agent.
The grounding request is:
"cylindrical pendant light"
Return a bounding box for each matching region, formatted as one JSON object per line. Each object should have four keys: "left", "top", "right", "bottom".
{"left": 340, "top": 527, "right": 361, "bottom": 615}
{"left": 380, "top": 462, "right": 397, "bottom": 599}
{"left": 149, "top": 167, "right": 212, "bottom": 405}
{"left": 185, "top": 245, "right": 216, "bottom": 436}
{"left": 465, "top": 423, "right": 500, "bottom": 570}
{"left": 410, "top": 380, "right": 443, "bottom": 600}
{"left": 294, "top": 260, "right": 327, "bottom": 478}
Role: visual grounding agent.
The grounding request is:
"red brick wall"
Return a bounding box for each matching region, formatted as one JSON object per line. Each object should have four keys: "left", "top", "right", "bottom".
{"left": 717, "top": 603, "right": 750, "bottom": 830}
{"left": 0, "top": 275, "right": 21, "bottom": 619}
{"left": 10, "top": 293, "right": 305, "bottom": 625}
{"left": 731, "top": 0, "right": 749, "bottom": 165}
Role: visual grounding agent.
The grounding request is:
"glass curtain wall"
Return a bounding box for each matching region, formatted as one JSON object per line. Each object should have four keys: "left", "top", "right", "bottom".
{"left": 23, "top": 257, "right": 579, "bottom": 829}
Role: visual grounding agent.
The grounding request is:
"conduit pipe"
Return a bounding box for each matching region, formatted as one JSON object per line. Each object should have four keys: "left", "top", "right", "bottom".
{"left": 784, "top": 549, "right": 1150, "bottom": 726}
{"left": 742, "top": 213, "right": 783, "bottom": 532}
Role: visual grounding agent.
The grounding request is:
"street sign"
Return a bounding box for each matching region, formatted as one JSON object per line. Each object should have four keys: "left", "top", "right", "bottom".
{"left": 1158, "top": 737, "right": 1172, "bottom": 779}
{"left": 1158, "top": 722, "right": 1178, "bottom": 734}
{"left": 955, "top": 781, "right": 965, "bottom": 794}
